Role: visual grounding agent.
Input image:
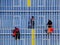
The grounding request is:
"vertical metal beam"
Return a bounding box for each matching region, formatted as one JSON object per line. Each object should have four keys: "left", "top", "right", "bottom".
{"left": 31, "top": 29, "right": 36, "bottom": 45}
{"left": 27, "top": 0, "right": 31, "bottom": 7}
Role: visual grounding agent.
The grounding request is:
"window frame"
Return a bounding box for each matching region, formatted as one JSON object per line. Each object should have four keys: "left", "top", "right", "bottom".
{"left": 38, "top": 0, "right": 46, "bottom": 7}
{"left": 13, "top": 0, "right": 21, "bottom": 7}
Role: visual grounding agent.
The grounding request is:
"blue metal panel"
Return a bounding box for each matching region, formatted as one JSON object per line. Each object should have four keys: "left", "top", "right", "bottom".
{"left": 0, "top": 0, "right": 60, "bottom": 45}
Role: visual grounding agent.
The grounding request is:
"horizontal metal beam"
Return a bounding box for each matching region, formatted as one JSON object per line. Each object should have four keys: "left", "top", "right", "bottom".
{"left": 0, "top": 10, "right": 60, "bottom": 13}
{"left": 0, "top": 28, "right": 58, "bottom": 30}
{"left": 0, "top": 33, "right": 60, "bottom": 35}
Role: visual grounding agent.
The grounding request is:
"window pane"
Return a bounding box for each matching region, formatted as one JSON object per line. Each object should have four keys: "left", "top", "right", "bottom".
{"left": 1, "top": 0, "right": 6, "bottom": 7}
{"left": 38, "top": 0, "right": 45, "bottom": 7}
{"left": 14, "top": 0, "right": 21, "bottom": 7}
{"left": 1, "top": 0, "right": 13, "bottom": 7}
{"left": 2, "top": 15, "right": 13, "bottom": 28}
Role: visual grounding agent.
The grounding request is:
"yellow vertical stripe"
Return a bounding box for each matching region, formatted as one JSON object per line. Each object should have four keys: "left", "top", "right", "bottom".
{"left": 32, "top": 29, "right": 35, "bottom": 45}
{"left": 27, "top": 0, "right": 31, "bottom": 7}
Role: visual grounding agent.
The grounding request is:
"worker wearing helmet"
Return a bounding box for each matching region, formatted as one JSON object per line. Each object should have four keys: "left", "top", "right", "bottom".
{"left": 12, "top": 27, "right": 20, "bottom": 40}
{"left": 47, "top": 20, "right": 54, "bottom": 34}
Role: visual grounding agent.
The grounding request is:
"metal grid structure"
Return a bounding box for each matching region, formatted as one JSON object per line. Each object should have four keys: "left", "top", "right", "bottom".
{"left": 0, "top": 0, "right": 60, "bottom": 45}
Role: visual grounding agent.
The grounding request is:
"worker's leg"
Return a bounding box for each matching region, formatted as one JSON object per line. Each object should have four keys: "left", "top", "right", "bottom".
{"left": 31, "top": 24, "right": 34, "bottom": 29}
{"left": 32, "top": 24, "right": 34, "bottom": 28}
{"left": 45, "top": 29, "right": 52, "bottom": 38}
{"left": 47, "top": 33, "right": 52, "bottom": 39}
{"left": 15, "top": 35, "right": 18, "bottom": 40}
{"left": 18, "top": 32, "right": 20, "bottom": 39}
{"left": 17, "top": 32, "right": 20, "bottom": 39}
{"left": 15, "top": 32, "right": 19, "bottom": 40}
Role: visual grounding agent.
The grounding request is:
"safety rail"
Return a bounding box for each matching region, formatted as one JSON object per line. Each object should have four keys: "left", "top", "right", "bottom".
{"left": 0, "top": 10, "right": 60, "bottom": 13}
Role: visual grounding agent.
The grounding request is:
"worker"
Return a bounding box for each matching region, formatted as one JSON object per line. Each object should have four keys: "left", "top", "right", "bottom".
{"left": 45, "top": 20, "right": 54, "bottom": 38}
{"left": 47, "top": 19, "right": 54, "bottom": 34}
{"left": 45, "top": 20, "right": 54, "bottom": 35}
{"left": 31, "top": 16, "right": 35, "bottom": 28}
{"left": 12, "top": 27, "right": 20, "bottom": 40}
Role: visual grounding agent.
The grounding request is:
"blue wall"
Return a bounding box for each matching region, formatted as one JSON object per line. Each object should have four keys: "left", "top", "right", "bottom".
{"left": 0, "top": 0, "right": 60, "bottom": 45}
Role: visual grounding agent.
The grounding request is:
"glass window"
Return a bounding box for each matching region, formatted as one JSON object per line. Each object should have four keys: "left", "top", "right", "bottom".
{"left": 37, "top": 16, "right": 45, "bottom": 27}
{"left": 1, "top": 0, "right": 13, "bottom": 7}
{"left": 13, "top": 15, "right": 21, "bottom": 27}
{"left": 2, "top": 15, "right": 13, "bottom": 28}
{"left": 38, "top": 0, "right": 46, "bottom": 7}
{"left": 13, "top": 0, "right": 21, "bottom": 7}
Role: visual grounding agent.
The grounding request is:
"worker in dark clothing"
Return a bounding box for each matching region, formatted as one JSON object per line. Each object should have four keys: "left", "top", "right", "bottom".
{"left": 47, "top": 19, "right": 52, "bottom": 28}
{"left": 45, "top": 20, "right": 54, "bottom": 38}
{"left": 12, "top": 27, "right": 20, "bottom": 40}
{"left": 46, "top": 20, "right": 54, "bottom": 38}
{"left": 47, "top": 20, "right": 54, "bottom": 33}
{"left": 31, "top": 16, "right": 35, "bottom": 28}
